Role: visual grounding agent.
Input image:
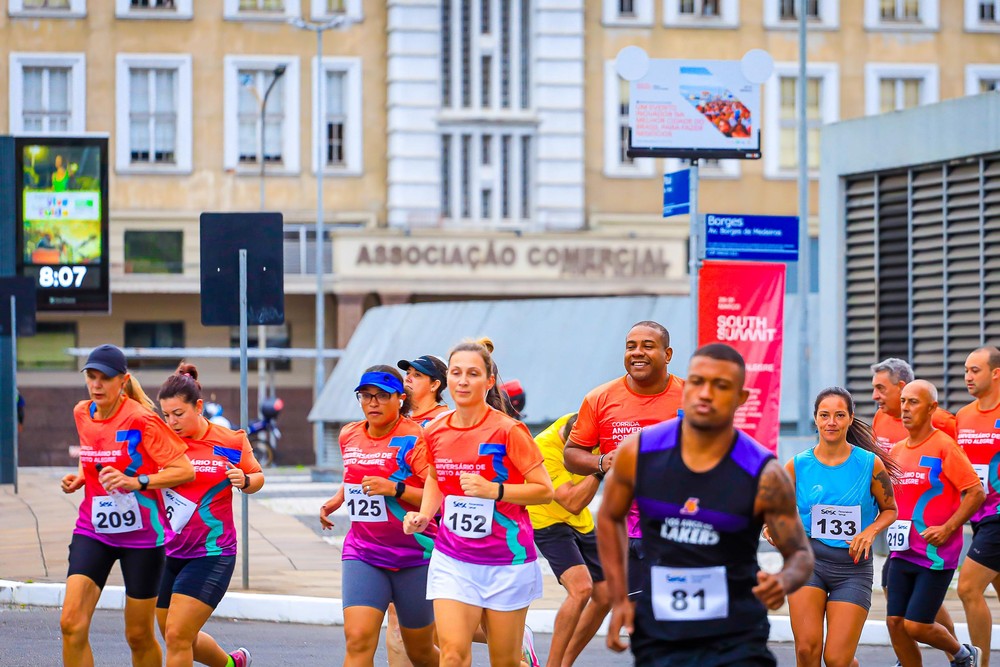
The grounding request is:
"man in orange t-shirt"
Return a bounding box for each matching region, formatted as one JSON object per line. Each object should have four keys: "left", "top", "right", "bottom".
{"left": 870, "top": 357, "right": 960, "bottom": 656}
{"left": 564, "top": 320, "right": 684, "bottom": 598}
{"left": 871, "top": 358, "right": 956, "bottom": 453}
{"left": 886, "top": 380, "right": 984, "bottom": 667}
{"left": 956, "top": 345, "right": 1000, "bottom": 665}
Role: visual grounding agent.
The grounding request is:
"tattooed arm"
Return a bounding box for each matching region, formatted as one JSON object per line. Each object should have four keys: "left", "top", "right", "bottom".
{"left": 752, "top": 459, "right": 814, "bottom": 609}
{"left": 848, "top": 457, "right": 897, "bottom": 562}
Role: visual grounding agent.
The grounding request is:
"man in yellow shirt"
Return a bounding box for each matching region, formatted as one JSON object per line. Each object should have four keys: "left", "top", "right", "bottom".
{"left": 529, "top": 414, "right": 611, "bottom": 667}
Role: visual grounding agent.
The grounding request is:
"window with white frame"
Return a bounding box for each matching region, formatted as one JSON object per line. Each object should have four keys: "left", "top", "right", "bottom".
{"left": 665, "top": 0, "right": 739, "bottom": 27}
{"left": 312, "top": 57, "right": 362, "bottom": 175}
{"left": 223, "top": 0, "right": 299, "bottom": 20}
{"left": 765, "top": 0, "right": 839, "bottom": 28}
{"left": 864, "top": 64, "right": 938, "bottom": 115}
{"left": 603, "top": 61, "right": 656, "bottom": 178}
{"left": 9, "top": 0, "right": 85, "bottom": 17}
{"left": 603, "top": 0, "right": 653, "bottom": 25}
{"left": 116, "top": 0, "right": 193, "bottom": 19}
{"left": 763, "top": 63, "right": 839, "bottom": 178}
{"left": 115, "top": 54, "right": 192, "bottom": 173}
{"left": 440, "top": 129, "right": 534, "bottom": 224}
{"left": 965, "top": 0, "right": 1000, "bottom": 31}
{"left": 223, "top": 56, "right": 300, "bottom": 173}
{"left": 311, "top": 0, "right": 361, "bottom": 21}
{"left": 440, "top": 0, "right": 535, "bottom": 224}
{"left": 965, "top": 65, "right": 1000, "bottom": 95}
{"left": 8, "top": 53, "right": 86, "bottom": 134}
{"left": 864, "top": 0, "right": 938, "bottom": 29}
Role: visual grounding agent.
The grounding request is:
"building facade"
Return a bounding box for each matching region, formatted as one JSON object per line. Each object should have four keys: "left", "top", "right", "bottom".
{"left": 3, "top": 0, "right": 999, "bottom": 464}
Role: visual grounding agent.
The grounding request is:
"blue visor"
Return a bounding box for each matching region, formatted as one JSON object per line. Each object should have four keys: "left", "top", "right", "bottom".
{"left": 354, "top": 371, "right": 404, "bottom": 395}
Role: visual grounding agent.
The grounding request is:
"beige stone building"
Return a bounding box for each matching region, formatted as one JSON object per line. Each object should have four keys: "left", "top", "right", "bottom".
{"left": 4, "top": 0, "right": 999, "bottom": 463}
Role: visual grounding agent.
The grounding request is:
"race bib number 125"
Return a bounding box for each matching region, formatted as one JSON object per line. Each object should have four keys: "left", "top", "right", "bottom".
{"left": 344, "top": 484, "right": 388, "bottom": 523}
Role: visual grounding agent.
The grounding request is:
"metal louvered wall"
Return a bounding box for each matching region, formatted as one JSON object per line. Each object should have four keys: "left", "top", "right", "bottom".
{"left": 844, "top": 154, "right": 1000, "bottom": 418}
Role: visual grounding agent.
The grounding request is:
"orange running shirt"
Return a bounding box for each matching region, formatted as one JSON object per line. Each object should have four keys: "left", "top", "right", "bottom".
{"left": 74, "top": 398, "right": 188, "bottom": 548}
{"left": 569, "top": 374, "right": 683, "bottom": 537}
{"left": 956, "top": 400, "right": 1000, "bottom": 523}
{"left": 890, "top": 429, "right": 980, "bottom": 570}
{"left": 411, "top": 405, "right": 450, "bottom": 428}
{"left": 424, "top": 407, "right": 543, "bottom": 566}
{"left": 872, "top": 407, "right": 957, "bottom": 453}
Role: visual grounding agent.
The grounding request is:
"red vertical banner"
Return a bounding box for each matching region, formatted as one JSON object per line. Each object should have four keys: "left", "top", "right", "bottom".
{"left": 698, "top": 261, "right": 786, "bottom": 452}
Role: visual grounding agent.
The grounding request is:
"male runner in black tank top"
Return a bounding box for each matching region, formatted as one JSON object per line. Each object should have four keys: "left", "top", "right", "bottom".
{"left": 597, "top": 343, "right": 815, "bottom": 666}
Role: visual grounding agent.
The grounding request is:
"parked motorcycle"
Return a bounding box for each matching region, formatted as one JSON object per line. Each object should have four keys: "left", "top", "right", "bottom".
{"left": 202, "top": 396, "right": 283, "bottom": 468}
{"left": 248, "top": 397, "right": 283, "bottom": 468}
{"left": 203, "top": 398, "right": 233, "bottom": 429}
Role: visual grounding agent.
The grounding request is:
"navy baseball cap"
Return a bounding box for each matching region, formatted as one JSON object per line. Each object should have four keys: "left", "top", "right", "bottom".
{"left": 354, "top": 371, "right": 404, "bottom": 395}
{"left": 397, "top": 355, "right": 447, "bottom": 385}
{"left": 81, "top": 344, "right": 128, "bottom": 377}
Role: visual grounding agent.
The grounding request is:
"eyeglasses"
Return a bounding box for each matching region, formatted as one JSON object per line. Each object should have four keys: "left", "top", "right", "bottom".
{"left": 356, "top": 390, "right": 393, "bottom": 404}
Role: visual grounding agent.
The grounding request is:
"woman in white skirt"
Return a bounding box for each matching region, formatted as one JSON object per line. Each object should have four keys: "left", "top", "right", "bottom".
{"left": 405, "top": 338, "right": 553, "bottom": 667}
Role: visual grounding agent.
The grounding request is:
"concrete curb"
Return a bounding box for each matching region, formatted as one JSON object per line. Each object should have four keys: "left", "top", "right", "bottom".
{"left": 6, "top": 579, "right": 1000, "bottom": 646}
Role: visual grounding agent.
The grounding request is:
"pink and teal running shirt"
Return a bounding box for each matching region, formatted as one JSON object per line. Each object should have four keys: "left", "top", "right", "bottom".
{"left": 164, "top": 423, "right": 262, "bottom": 559}
{"left": 340, "top": 418, "right": 437, "bottom": 569}
{"left": 956, "top": 400, "right": 1000, "bottom": 524}
{"left": 73, "top": 398, "right": 188, "bottom": 549}
{"left": 424, "top": 407, "right": 544, "bottom": 566}
{"left": 890, "top": 429, "right": 981, "bottom": 570}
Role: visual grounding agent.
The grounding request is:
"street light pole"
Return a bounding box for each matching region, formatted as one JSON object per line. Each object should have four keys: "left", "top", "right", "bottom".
{"left": 796, "top": 0, "right": 811, "bottom": 435}
{"left": 289, "top": 16, "right": 346, "bottom": 469}
{"left": 256, "top": 64, "right": 286, "bottom": 428}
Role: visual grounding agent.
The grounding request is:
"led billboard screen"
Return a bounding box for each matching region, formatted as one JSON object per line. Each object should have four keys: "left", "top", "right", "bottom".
{"left": 15, "top": 136, "right": 110, "bottom": 312}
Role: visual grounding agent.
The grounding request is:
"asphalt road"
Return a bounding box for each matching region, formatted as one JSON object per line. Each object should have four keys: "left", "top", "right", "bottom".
{"left": 0, "top": 604, "right": 951, "bottom": 666}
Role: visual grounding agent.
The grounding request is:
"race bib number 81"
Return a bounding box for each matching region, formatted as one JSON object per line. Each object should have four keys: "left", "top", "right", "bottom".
{"left": 443, "top": 496, "right": 494, "bottom": 539}
{"left": 651, "top": 565, "right": 728, "bottom": 621}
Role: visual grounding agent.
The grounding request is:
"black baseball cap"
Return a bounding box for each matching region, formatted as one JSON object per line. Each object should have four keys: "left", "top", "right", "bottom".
{"left": 397, "top": 355, "right": 447, "bottom": 385}
{"left": 81, "top": 344, "right": 128, "bottom": 377}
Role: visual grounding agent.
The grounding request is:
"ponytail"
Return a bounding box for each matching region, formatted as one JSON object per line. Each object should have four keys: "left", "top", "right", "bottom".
{"left": 124, "top": 375, "right": 156, "bottom": 412}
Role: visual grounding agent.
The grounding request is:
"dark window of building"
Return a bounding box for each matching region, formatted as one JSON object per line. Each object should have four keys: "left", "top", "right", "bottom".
{"left": 124, "top": 230, "right": 183, "bottom": 274}
{"left": 17, "top": 322, "right": 77, "bottom": 370}
{"left": 124, "top": 322, "right": 184, "bottom": 369}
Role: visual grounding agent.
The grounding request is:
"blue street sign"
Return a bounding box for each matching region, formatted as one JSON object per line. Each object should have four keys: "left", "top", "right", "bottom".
{"left": 662, "top": 169, "right": 690, "bottom": 218}
{"left": 704, "top": 214, "right": 799, "bottom": 262}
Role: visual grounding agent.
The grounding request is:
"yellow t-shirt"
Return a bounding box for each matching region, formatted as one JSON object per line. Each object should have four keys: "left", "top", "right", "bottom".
{"left": 527, "top": 414, "right": 596, "bottom": 533}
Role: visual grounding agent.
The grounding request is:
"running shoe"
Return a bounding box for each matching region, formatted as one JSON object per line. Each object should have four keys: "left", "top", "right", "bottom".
{"left": 953, "top": 644, "right": 982, "bottom": 667}
{"left": 521, "top": 626, "right": 540, "bottom": 667}
{"left": 230, "top": 647, "right": 252, "bottom": 667}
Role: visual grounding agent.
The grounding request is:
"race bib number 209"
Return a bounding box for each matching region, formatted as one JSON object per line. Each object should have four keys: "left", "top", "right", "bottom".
{"left": 91, "top": 493, "right": 143, "bottom": 535}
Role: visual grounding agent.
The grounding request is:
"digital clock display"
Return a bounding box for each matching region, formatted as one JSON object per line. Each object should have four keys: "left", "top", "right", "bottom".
{"left": 15, "top": 137, "right": 109, "bottom": 312}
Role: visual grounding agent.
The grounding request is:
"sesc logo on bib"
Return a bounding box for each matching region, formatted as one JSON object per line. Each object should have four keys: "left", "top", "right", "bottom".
{"left": 651, "top": 565, "right": 729, "bottom": 621}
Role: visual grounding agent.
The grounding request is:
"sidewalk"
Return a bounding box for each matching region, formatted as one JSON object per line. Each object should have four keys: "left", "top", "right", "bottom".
{"left": 3, "top": 467, "right": 1000, "bottom": 644}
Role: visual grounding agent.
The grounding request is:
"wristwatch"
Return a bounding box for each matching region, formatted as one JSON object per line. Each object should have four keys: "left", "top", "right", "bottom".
{"left": 138, "top": 474, "right": 150, "bottom": 491}
{"left": 394, "top": 481, "right": 406, "bottom": 498}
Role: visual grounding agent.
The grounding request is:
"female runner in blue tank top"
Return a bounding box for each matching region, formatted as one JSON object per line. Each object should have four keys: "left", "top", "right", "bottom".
{"left": 766, "top": 386, "right": 899, "bottom": 667}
